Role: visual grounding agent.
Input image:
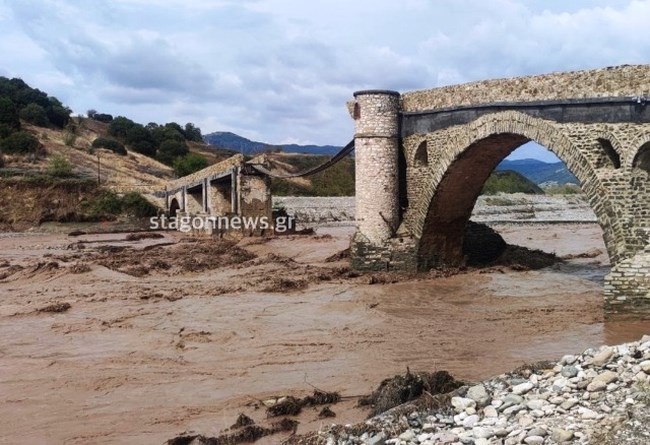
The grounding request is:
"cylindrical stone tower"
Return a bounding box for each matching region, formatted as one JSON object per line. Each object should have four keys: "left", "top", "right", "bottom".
{"left": 352, "top": 90, "right": 401, "bottom": 247}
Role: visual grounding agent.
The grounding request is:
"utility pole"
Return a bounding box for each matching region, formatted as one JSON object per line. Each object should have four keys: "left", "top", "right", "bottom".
{"left": 97, "top": 154, "right": 101, "bottom": 184}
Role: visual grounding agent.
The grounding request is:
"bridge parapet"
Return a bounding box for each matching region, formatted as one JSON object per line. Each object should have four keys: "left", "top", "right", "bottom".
{"left": 402, "top": 65, "right": 650, "bottom": 112}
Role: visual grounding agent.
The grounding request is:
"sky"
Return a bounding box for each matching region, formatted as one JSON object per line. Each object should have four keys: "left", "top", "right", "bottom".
{"left": 1, "top": 0, "right": 649, "bottom": 162}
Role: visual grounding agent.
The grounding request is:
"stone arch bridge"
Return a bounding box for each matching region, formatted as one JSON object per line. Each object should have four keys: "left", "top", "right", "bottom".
{"left": 349, "top": 65, "right": 650, "bottom": 313}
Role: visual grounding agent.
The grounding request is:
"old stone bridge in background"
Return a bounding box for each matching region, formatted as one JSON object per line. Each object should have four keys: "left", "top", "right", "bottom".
{"left": 349, "top": 65, "right": 650, "bottom": 314}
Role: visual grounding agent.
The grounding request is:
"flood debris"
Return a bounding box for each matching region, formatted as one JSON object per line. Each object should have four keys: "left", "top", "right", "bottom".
{"left": 358, "top": 369, "right": 463, "bottom": 417}
{"left": 166, "top": 418, "right": 298, "bottom": 445}
{"left": 69, "top": 263, "right": 91, "bottom": 274}
{"left": 265, "top": 390, "right": 342, "bottom": 418}
{"left": 96, "top": 239, "right": 256, "bottom": 276}
{"left": 125, "top": 232, "right": 165, "bottom": 241}
{"left": 318, "top": 406, "right": 336, "bottom": 418}
{"left": 230, "top": 413, "right": 255, "bottom": 429}
{"left": 36, "top": 302, "right": 71, "bottom": 313}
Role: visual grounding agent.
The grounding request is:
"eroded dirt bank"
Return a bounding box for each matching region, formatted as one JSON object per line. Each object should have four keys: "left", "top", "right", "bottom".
{"left": 0, "top": 224, "right": 647, "bottom": 444}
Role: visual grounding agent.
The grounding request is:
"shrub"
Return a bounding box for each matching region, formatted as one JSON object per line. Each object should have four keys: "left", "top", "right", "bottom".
{"left": 173, "top": 153, "right": 209, "bottom": 176}
{"left": 93, "top": 113, "right": 113, "bottom": 123}
{"left": 46, "top": 101, "right": 71, "bottom": 128}
{"left": 47, "top": 154, "right": 74, "bottom": 177}
{"left": 157, "top": 139, "right": 188, "bottom": 165}
{"left": 121, "top": 192, "right": 158, "bottom": 218}
{"left": 19, "top": 103, "right": 49, "bottom": 126}
{"left": 82, "top": 191, "right": 157, "bottom": 219}
{"left": 0, "top": 131, "right": 41, "bottom": 154}
{"left": 91, "top": 137, "right": 127, "bottom": 155}
{"left": 0, "top": 123, "right": 14, "bottom": 139}
{"left": 0, "top": 96, "right": 20, "bottom": 131}
{"left": 63, "top": 131, "right": 76, "bottom": 147}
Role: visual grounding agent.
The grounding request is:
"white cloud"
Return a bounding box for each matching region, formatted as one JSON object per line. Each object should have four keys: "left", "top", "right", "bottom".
{"left": 1, "top": 0, "right": 649, "bottom": 148}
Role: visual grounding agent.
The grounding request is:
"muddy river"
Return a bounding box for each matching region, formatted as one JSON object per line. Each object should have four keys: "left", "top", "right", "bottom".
{"left": 0, "top": 223, "right": 648, "bottom": 444}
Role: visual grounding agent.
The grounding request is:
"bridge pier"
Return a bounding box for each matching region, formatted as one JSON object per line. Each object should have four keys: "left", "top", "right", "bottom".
{"left": 349, "top": 90, "right": 406, "bottom": 271}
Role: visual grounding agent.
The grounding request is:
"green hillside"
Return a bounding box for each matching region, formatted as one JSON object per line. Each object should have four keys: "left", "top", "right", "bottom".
{"left": 481, "top": 170, "right": 545, "bottom": 195}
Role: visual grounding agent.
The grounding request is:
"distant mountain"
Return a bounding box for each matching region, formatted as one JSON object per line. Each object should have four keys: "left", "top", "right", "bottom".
{"left": 496, "top": 159, "right": 578, "bottom": 185}
{"left": 203, "top": 131, "right": 341, "bottom": 156}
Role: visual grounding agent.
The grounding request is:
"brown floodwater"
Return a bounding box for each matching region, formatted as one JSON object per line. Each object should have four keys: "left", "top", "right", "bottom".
{"left": 0, "top": 224, "right": 648, "bottom": 444}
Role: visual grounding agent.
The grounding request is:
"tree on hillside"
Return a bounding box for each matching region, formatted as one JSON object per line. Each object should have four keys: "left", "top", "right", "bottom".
{"left": 45, "top": 97, "right": 71, "bottom": 128}
{"left": 19, "top": 103, "right": 49, "bottom": 127}
{"left": 173, "top": 153, "right": 209, "bottom": 176}
{"left": 184, "top": 123, "right": 203, "bottom": 142}
{"left": 108, "top": 116, "right": 136, "bottom": 139}
{"left": 151, "top": 124, "right": 184, "bottom": 145}
{"left": 157, "top": 139, "right": 188, "bottom": 165}
{"left": 164, "top": 122, "right": 186, "bottom": 139}
{"left": 0, "top": 131, "right": 41, "bottom": 154}
{"left": 0, "top": 96, "right": 20, "bottom": 132}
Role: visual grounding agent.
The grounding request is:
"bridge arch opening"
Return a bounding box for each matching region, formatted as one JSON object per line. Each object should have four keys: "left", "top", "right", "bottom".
{"left": 414, "top": 141, "right": 429, "bottom": 167}
{"left": 633, "top": 142, "right": 650, "bottom": 173}
{"left": 596, "top": 138, "right": 621, "bottom": 169}
{"left": 416, "top": 130, "right": 610, "bottom": 270}
{"left": 169, "top": 198, "right": 180, "bottom": 217}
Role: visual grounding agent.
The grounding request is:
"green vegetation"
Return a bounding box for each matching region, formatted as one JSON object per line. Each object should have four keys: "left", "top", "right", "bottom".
{"left": 91, "top": 137, "right": 127, "bottom": 155}
{"left": 82, "top": 191, "right": 158, "bottom": 219}
{"left": 173, "top": 153, "right": 209, "bottom": 176}
{"left": 0, "top": 76, "right": 71, "bottom": 131}
{"left": 19, "top": 103, "right": 48, "bottom": 127}
{"left": 481, "top": 170, "right": 544, "bottom": 195}
{"left": 0, "top": 131, "right": 42, "bottom": 154}
{"left": 157, "top": 139, "right": 188, "bottom": 164}
{"left": 271, "top": 156, "right": 355, "bottom": 196}
{"left": 100, "top": 115, "right": 202, "bottom": 166}
{"left": 47, "top": 154, "right": 74, "bottom": 177}
{"left": 543, "top": 183, "right": 582, "bottom": 195}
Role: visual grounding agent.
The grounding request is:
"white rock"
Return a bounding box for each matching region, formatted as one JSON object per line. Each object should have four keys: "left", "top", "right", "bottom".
{"left": 451, "top": 397, "right": 476, "bottom": 413}
{"left": 512, "top": 382, "right": 534, "bottom": 395}
{"left": 591, "top": 347, "right": 615, "bottom": 366}
{"left": 399, "top": 430, "right": 416, "bottom": 441}
{"left": 640, "top": 360, "right": 650, "bottom": 373}
{"left": 551, "top": 428, "right": 574, "bottom": 442}
{"left": 524, "top": 436, "right": 545, "bottom": 445}
{"left": 483, "top": 406, "right": 498, "bottom": 418}
{"left": 526, "top": 399, "right": 545, "bottom": 410}
{"left": 462, "top": 415, "right": 479, "bottom": 428}
{"left": 587, "top": 370, "right": 618, "bottom": 391}
{"left": 472, "top": 427, "right": 494, "bottom": 439}
{"left": 467, "top": 384, "right": 490, "bottom": 407}
{"left": 578, "top": 407, "right": 599, "bottom": 419}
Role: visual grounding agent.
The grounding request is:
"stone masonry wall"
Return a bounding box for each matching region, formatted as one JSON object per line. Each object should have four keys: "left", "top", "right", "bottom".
{"left": 402, "top": 65, "right": 650, "bottom": 112}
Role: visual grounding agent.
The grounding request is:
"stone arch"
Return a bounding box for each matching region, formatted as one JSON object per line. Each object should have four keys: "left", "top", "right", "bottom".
{"left": 413, "top": 141, "right": 429, "bottom": 167}
{"left": 633, "top": 141, "right": 650, "bottom": 173}
{"left": 169, "top": 197, "right": 181, "bottom": 217}
{"left": 409, "top": 111, "right": 619, "bottom": 269}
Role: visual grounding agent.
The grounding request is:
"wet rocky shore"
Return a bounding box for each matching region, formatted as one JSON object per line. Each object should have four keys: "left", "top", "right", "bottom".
{"left": 294, "top": 336, "right": 650, "bottom": 445}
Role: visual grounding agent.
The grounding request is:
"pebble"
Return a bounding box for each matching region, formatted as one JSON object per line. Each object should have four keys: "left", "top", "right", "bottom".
{"left": 467, "top": 384, "right": 490, "bottom": 407}
{"left": 512, "top": 382, "right": 534, "bottom": 395}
